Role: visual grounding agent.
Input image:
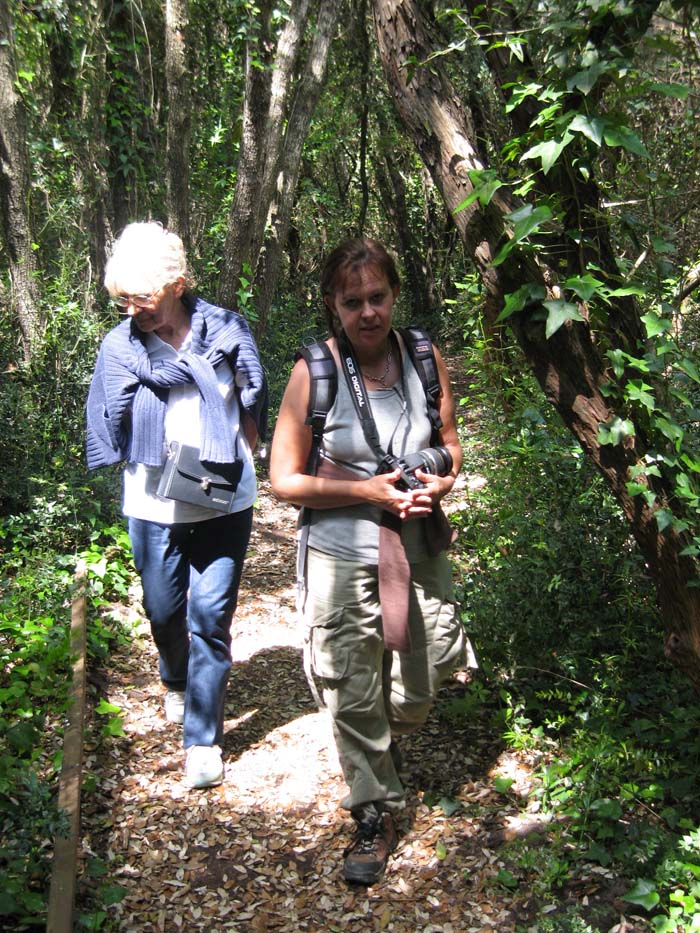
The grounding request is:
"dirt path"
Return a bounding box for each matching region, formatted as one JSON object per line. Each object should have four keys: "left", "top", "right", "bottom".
{"left": 81, "top": 473, "right": 553, "bottom": 933}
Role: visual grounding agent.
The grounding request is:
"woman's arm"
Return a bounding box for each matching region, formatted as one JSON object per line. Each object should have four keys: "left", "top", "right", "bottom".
{"left": 240, "top": 410, "right": 259, "bottom": 451}
{"left": 398, "top": 345, "right": 463, "bottom": 517}
{"left": 270, "top": 358, "right": 414, "bottom": 514}
{"left": 434, "top": 345, "right": 463, "bottom": 478}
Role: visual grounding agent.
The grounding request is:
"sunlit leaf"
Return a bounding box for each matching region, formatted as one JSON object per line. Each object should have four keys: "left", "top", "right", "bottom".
{"left": 492, "top": 205, "right": 553, "bottom": 266}
{"left": 622, "top": 879, "right": 660, "bottom": 911}
{"left": 606, "top": 286, "right": 645, "bottom": 297}
{"left": 543, "top": 299, "right": 584, "bottom": 338}
{"left": 641, "top": 312, "right": 672, "bottom": 338}
{"left": 654, "top": 417, "right": 683, "bottom": 446}
{"left": 626, "top": 380, "right": 656, "bottom": 410}
{"left": 565, "top": 273, "right": 603, "bottom": 301}
{"left": 521, "top": 135, "right": 572, "bottom": 174}
{"left": 568, "top": 114, "right": 606, "bottom": 146}
{"left": 494, "top": 775, "right": 514, "bottom": 793}
{"left": 603, "top": 125, "right": 650, "bottom": 158}
{"left": 455, "top": 169, "right": 504, "bottom": 214}
{"left": 95, "top": 699, "right": 122, "bottom": 715}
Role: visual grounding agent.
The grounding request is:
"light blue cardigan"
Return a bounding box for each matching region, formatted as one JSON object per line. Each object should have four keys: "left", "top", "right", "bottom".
{"left": 85, "top": 294, "right": 268, "bottom": 470}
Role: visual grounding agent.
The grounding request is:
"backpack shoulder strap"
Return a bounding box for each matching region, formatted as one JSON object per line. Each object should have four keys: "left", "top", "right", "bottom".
{"left": 399, "top": 326, "right": 443, "bottom": 439}
{"left": 295, "top": 338, "right": 337, "bottom": 475}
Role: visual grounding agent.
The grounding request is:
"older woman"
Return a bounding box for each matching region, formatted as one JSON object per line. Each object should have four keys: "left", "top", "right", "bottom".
{"left": 86, "top": 222, "right": 267, "bottom": 788}
{"left": 270, "top": 238, "right": 467, "bottom": 884}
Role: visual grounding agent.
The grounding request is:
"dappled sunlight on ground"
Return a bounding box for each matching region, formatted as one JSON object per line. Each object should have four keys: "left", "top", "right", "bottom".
{"left": 77, "top": 479, "right": 645, "bottom": 931}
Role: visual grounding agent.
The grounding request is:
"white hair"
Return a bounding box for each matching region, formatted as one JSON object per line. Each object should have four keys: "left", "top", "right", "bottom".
{"left": 104, "top": 222, "right": 189, "bottom": 297}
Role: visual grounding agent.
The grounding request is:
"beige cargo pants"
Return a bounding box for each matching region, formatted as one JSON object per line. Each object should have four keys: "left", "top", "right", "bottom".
{"left": 304, "top": 547, "right": 467, "bottom": 812}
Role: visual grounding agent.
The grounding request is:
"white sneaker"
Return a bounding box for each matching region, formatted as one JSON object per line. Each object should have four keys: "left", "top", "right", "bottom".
{"left": 164, "top": 690, "right": 185, "bottom": 724}
{"left": 185, "top": 745, "right": 223, "bottom": 788}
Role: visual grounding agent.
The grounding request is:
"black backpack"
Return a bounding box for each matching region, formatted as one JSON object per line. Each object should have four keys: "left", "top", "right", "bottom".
{"left": 296, "top": 326, "right": 443, "bottom": 475}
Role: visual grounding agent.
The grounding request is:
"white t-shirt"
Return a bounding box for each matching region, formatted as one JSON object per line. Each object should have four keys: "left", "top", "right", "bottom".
{"left": 122, "top": 331, "right": 257, "bottom": 523}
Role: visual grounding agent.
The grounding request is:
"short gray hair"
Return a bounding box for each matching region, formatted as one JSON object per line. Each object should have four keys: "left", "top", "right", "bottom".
{"left": 104, "top": 222, "right": 190, "bottom": 297}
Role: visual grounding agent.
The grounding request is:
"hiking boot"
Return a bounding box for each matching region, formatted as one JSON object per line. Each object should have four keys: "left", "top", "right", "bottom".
{"left": 164, "top": 690, "right": 185, "bottom": 724}
{"left": 343, "top": 811, "right": 398, "bottom": 885}
{"left": 185, "top": 745, "right": 223, "bottom": 788}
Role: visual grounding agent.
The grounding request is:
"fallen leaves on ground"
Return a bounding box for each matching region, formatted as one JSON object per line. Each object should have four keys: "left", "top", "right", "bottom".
{"left": 78, "top": 477, "right": 649, "bottom": 933}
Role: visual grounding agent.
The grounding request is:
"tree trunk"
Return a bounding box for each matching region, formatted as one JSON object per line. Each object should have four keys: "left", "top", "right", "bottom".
{"left": 76, "top": 0, "right": 113, "bottom": 297}
{"left": 251, "top": 0, "right": 339, "bottom": 339}
{"left": 371, "top": 0, "right": 700, "bottom": 683}
{"left": 165, "top": 0, "right": 191, "bottom": 247}
{"left": 216, "top": 0, "right": 307, "bottom": 310}
{"left": 355, "top": 0, "right": 371, "bottom": 234}
{"left": 375, "top": 144, "right": 434, "bottom": 327}
{"left": 0, "top": 0, "right": 43, "bottom": 362}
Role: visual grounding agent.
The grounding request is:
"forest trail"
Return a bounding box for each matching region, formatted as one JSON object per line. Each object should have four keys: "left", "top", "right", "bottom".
{"left": 81, "top": 478, "right": 539, "bottom": 933}
{"left": 79, "top": 356, "right": 644, "bottom": 932}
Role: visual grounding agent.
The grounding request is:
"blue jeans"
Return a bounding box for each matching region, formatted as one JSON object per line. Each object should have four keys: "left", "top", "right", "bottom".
{"left": 128, "top": 508, "right": 253, "bottom": 748}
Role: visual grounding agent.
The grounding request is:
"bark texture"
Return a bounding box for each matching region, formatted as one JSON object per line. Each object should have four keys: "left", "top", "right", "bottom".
{"left": 0, "top": 0, "right": 43, "bottom": 361}
{"left": 165, "top": 0, "right": 192, "bottom": 247}
{"left": 372, "top": 0, "right": 700, "bottom": 683}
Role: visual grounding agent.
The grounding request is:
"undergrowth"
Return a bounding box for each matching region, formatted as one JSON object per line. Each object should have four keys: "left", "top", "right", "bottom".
{"left": 0, "top": 476, "right": 134, "bottom": 931}
{"left": 450, "top": 339, "right": 700, "bottom": 931}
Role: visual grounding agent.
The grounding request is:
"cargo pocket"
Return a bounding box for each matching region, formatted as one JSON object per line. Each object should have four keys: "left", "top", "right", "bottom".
{"left": 308, "top": 604, "right": 351, "bottom": 682}
{"left": 430, "top": 599, "right": 466, "bottom": 674}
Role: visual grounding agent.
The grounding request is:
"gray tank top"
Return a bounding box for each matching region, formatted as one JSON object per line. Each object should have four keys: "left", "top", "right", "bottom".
{"left": 307, "top": 339, "right": 433, "bottom": 564}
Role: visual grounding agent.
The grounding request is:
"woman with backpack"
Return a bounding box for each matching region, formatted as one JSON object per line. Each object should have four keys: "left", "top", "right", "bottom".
{"left": 270, "top": 237, "right": 467, "bottom": 885}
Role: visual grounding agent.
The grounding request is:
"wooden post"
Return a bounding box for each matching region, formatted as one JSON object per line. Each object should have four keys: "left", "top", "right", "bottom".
{"left": 47, "top": 559, "right": 87, "bottom": 933}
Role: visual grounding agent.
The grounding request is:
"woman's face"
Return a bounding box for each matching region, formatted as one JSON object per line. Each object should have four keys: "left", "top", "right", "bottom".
{"left": 325, "top": 264, "right": 399, "bottom": 354}
{"left": 120, "top": 280, "right": 185, "bottom": 335}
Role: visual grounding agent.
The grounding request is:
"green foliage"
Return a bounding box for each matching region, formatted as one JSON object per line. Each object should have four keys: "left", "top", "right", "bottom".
{"left": 0, "top": 497, "right": 135, "bottom": 930}
{"left": 450, "top": 338, "right": 700, "bottom": 928}
{"left": 0, "top": 772, "right": 69, "bottom": 927}
{"left": 439, "top": 0, "right": 700, "bottom": 625}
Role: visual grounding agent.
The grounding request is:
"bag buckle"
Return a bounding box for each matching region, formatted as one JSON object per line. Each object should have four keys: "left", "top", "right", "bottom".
{"left": 200, "top": 476, "right": 212, "bottom": 492}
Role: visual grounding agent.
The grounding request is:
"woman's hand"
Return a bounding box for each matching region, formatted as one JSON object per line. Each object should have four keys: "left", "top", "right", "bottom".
{"left": 361, "top": 469, "right": 417, "bottom": 516}
{"left": 394, "top": 469, "right": 455, "bottom": 520}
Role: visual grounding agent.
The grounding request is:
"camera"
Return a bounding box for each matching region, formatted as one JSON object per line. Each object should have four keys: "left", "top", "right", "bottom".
{"left": 378, "top": 446, "right": 453, "bottom": 491}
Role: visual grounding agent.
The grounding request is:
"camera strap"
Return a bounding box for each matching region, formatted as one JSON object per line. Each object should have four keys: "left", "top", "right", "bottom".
{"left": 336, "top": 330, "right": 413, "bottom": 653}
{"left": 337, "top": 330, "right": 391, "bottom": 464}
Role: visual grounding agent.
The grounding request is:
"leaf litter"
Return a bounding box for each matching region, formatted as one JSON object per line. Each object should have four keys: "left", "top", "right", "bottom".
{"left": 78, "top": 470, "right": 650, "bottom": 932}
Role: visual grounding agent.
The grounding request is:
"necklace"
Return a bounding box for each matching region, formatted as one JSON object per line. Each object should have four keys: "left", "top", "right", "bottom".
{"left": 362, "top": 349, "right": 393, "bottom": 387}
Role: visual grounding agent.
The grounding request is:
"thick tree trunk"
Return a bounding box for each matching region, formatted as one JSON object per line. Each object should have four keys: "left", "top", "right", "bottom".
{"left": 165, "top": 0, "right": 191, "bottom": 247}
{"left": 0, "top": 0, "right": 43, "bottom": 362}
{"left": 371, "top": 0, "right": 700, "bottom": 683}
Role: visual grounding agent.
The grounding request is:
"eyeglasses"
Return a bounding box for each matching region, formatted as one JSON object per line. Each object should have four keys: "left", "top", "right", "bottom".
{"left": 112, "top": 292, "right": 157, "bottom": 309}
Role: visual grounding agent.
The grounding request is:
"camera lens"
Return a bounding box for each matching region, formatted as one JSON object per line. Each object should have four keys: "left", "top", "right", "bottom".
{"left": 420, "top": 446, "right": 452, "bottom": 476}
